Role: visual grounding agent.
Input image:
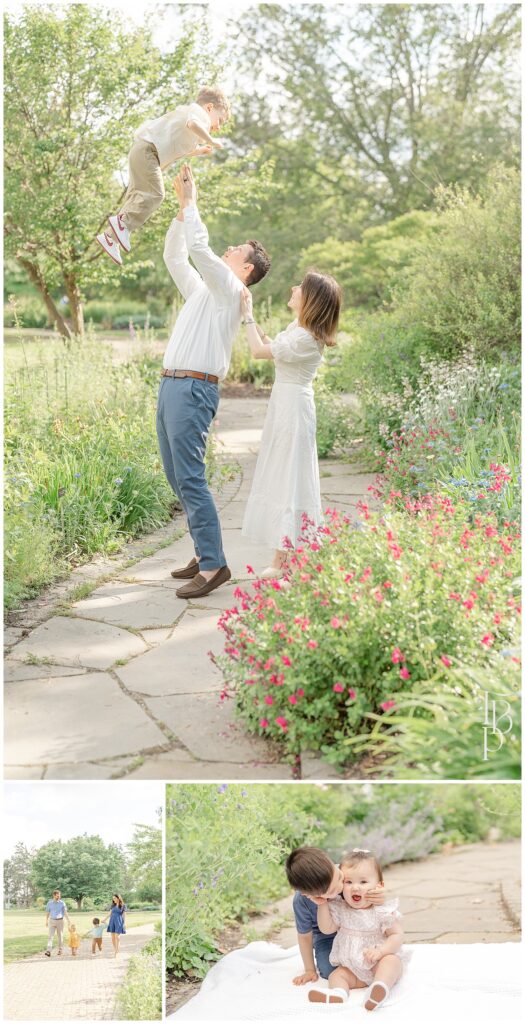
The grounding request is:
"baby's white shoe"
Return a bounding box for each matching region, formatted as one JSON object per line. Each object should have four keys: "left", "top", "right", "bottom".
{"left": 364, "top": 980, "right": 390, "bottom": 1011}
{"left": 308, "top": 986, "right": 348, "bottom": 1004}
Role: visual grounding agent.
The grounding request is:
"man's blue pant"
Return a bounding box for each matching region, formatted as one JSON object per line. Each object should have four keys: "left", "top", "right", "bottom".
{"left": 156, "top": 375, "right": 226, "bottom": 570}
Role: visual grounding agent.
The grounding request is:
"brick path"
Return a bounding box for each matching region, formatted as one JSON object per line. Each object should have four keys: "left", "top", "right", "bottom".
{"left": 3, "top": 923, "right": 155, "bottom": 1020}
{"left": 4, "top": 397, "right": 375, "bottom": 782}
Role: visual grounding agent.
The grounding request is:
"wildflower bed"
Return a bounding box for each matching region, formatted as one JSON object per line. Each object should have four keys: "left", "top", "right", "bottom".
{"left": 218, "top": 348, "right": 521, "bottom": 779}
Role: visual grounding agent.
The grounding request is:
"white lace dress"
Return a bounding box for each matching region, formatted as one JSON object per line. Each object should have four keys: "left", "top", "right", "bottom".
{"left": 242, "top": 320, "right": 323, "bottom": 549}
{"left": 328, "top": 899, "right": 411, "bottom": 985}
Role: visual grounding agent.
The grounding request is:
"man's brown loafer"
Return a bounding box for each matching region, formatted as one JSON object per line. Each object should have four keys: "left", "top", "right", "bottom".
{"left": 176, "top": 566, "right": 231, "bottom": 599}
{"left": 171, "top": 556, "right": 200, "bottom": 579}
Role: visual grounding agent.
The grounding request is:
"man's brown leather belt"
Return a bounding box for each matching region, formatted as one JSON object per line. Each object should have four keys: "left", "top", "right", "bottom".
{"left": 161, "top": 369, "right": 219, "bottom": 384}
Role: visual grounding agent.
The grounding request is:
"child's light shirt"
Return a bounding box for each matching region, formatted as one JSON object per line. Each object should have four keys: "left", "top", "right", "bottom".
{"left": 88, "top": 925, "right": 106, "bottom": 938}
{"left": 134, "top": 102, "right": 212, "bottom": 169}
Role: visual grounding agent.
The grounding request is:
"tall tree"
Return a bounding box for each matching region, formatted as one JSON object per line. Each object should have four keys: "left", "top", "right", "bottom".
{"left": 3, "top": 4, "right": 213, "bottom": 337}
{"left": 31, "top": 834, "right": 126, "bottom": 909}
{"left": 230, "top": 3, "right": 520, "bottom": 218}
{"left": 3, "top": 843, "right": 36, "bottom": 908}
{"left": 126, "top": 821, "right": 162, "bottom": 903}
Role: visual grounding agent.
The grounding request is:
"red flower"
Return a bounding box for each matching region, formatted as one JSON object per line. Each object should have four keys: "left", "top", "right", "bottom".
{"left": 481, "top": 633, "right": 494, "bottom": 647}
{"left": 348, "top": 689, "right": 356, "bottom": 699}
{"left": 380, "top": 700, "right": 396, "bottom": 712}
{"left": 259, "top": 718, "right": 269, "bottom": 728}
{"left": 440, "top": 655, "right": 452, "bottom": 668}
{"left": 307, "top": 640, "right": 318, "bottom": 649}
{"left": 288, "top": 694, "right": 297, "bottom": 705}
{"left": 297, "top": 688, "right": 305, "bottom": 697}
{"left": 391, "top": 647, "right": 404, "bottom": 664}
{"left": 275, "top": 716, "right": 288, "bottom": 731}
{"left": 399, "top": 667, "right": 411, "bottom": 680}
{"left": 264, "top": 695, "right": 274, "bottom": 705}
{"left": 281, "top": 655, "right": 292, "bottom": 667}
{"left": 333, "top": 683, "right": 345, "bottom": 693}
{"left": 331, "top": 616, "right": 342, "bottom": 629}
{"left": 246, "top": 565, "right": 255, "bottom": 574}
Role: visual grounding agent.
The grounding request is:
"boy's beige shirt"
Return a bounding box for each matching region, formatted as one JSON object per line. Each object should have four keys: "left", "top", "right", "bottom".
{"left": 134, "top": 102, "right": 211, "bottom": 169}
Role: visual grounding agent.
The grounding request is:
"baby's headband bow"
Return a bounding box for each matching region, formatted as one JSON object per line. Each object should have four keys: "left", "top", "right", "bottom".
{"left": 351, "top": 847, "right": 371, "bottom": 853}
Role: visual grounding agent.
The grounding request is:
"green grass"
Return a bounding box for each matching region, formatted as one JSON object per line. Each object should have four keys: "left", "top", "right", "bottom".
{"left": 3, "top": 909, "right": 161, "bottom": 962}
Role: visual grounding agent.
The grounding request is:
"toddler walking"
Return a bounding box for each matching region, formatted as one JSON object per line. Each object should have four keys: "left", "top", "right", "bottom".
{"left": 67, "top": 923, "right": 81, "bottom": 957}
{"left": 309, "top": 849, "right": 411, "bottom": 1011}
{"left": 97, "top": 86, "right": 229, "bottom": 266}
{"left": 87, "top": 917, "right": 106, "bottom": 956}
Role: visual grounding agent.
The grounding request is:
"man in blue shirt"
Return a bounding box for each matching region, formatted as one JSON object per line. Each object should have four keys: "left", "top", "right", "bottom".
{"left": 286, "top": 847, "right": 386, "bottom": 986}
{"left": 44, "top": 889, "right": 71, "bottom": 957}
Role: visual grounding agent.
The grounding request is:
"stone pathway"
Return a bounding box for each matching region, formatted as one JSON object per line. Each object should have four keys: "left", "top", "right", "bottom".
{"left": 4, "top": 397, "right": 375, "bottom": 781}
{"left": 242, "top": 839, "right": 522, "bottom": 947}
{"left": 3, "top": 923, "right": 156, "bottom": 1020}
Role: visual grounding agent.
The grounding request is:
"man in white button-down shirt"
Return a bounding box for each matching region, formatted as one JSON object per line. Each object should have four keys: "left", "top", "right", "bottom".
{"left": 157, "top": 164, "right": 271, "bottom": 599}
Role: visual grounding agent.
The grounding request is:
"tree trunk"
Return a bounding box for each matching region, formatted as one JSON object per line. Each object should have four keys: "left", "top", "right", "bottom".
{"left": 17, "top": 257, "right": 72, "bottom": 339}
{"left": 75, "top": 896, "right": 84, "bottom": 910}
{"left": 63, "top": 272, "right": 85, "bottom": 337}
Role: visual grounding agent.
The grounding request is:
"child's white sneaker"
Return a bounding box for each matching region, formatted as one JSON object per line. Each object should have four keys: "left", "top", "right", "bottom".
{"left": 96, "top": 232, "right": 123, "bottom": 265}
{"left": 308, "top": 986, "right": 348, "bottom": 1004}
{"left": 108, "top": 213, "right": 131, "bottom": 253}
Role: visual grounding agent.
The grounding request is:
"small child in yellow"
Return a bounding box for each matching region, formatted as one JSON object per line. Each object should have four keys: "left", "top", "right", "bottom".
{"left": 97, "top": 85, "right": 230, "bottom": 266}
{"left": 67, "top": 923, "right": 81, "bottom": 957}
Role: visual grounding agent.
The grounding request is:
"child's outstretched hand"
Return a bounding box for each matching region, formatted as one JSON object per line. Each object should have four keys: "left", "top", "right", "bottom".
{"left": 190, "top": 145, "right": 213, "bottom": 157}
{"left": 293, "top": 969, "right": 319, "bottom": 985}
{"left": 212, "top": 138, "right": 224, "bottom": 149}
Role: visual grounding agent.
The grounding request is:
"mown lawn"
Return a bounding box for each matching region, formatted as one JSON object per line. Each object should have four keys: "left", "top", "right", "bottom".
{"left": 3, "top": 909, "right": 161, "bottom": 962}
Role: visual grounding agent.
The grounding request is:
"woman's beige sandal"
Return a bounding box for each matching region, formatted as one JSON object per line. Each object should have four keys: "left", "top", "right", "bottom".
{"left": 308, "top": 986, "right": 348, "bottom": 1004}
{"left": 364, "top": 981, "right": 389, "bottom": 1011}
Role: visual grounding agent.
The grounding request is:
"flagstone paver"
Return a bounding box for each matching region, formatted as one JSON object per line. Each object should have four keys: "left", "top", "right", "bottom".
{"left": 3, "top": 923, "right": 156, "bottom": 1020}
{"left": 4, "top": 396, "right": 374, "bottom": 780}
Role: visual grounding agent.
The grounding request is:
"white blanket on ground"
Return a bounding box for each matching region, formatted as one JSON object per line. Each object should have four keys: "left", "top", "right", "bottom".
{"left": 170, "top": 941, "right": 522, "bottom": 1024}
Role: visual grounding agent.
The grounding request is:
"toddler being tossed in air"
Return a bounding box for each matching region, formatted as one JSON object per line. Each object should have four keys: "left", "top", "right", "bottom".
{"left": 97, "top": 86, "right": 229, "bottom": 266}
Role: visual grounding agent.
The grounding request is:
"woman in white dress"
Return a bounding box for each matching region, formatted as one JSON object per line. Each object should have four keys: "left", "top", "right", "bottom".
{"left": 240, "top": 271, "right": 342, "bottom": 577}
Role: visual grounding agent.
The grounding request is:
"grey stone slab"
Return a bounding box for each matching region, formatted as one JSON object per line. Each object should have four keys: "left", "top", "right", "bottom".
{"left": 187, "top": 583, "right": 242, "bottom": 612}
{"left": 9, "top": 617, "right": 146, "bottom": 670}
{"left": 4, "top": 673, "right": 166, "bottom": 765}
{"left": 139, "top": 627, "right": 174, "bottom": 646}
{"left": 43, "top": 759, "right": 132, "bottom": 780}
{"left": 402, "top": 908, "right": 516, "bottom": 932}
{"left": 3, "top": 662, "right": 88, "bottom": 683}
{"left": 125, "top": 758, "right": 293, "bottom": 780}
{"left": 219, "top": 502, "right": 248, "bottom": 529}
{"left": 4, "top": 766, "right": 44, "bottom": 779}
{"left": 320, "top": 474, "right": 376, "bottom": 495}
{"left": 114, "top": 609, "right": 223, "bottom": 697}
{"left": 144, "top": 690, "right": 282, "bottom": 765}
{"left": 121, "top": 537, "right": 195, "bottom": 582}
{"left": 73, "top": 581, "right": 187, "bottom": 629}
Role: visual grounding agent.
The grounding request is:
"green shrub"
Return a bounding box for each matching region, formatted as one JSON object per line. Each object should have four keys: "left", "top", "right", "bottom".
{"left": 4, "top": 293, "right": 51, "bottom": 328}
{"left": 115, "top": 935, "right": 162, "bottom": 1020}
{"left": 314, "top": 377, "right": 354, "bottom": 458}
{"left": 218, "top": 500, "right": 520, "bottom": 774}
{"left": 112, "top": 314, "right": 164, "bottom": 330}
{"left": 83, "top": 298, "right": 167, "bottom": 329}
{"left": 390, "top": 165, "right": 520, "bottom": 358}
{"left": 166, "top": 784, "right": 327, "bottom": 978}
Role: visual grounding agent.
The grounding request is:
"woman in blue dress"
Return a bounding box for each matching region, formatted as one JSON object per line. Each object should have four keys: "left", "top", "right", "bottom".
{"left": 105, "top": 893, "right": 127, "bottom": 957}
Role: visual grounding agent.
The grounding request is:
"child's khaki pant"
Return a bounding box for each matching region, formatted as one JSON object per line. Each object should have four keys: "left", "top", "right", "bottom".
{"left": 120, "top": 139, "right": 165, "bottom": 232}
{"left": 92, "top": 938, "right": 102, "bottom": 954}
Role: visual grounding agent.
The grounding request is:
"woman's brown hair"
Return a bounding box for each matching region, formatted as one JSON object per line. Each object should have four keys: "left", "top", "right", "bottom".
{"left": 112, "top": 893, "right": 124, "bottom": 908}
{"left": 298, "top": 270, "right": 342, "bottom": 347}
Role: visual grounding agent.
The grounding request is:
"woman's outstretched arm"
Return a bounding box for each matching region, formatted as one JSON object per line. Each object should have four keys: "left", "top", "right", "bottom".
{"left": 240, "top": 287, "right": 274, "bottom": 360}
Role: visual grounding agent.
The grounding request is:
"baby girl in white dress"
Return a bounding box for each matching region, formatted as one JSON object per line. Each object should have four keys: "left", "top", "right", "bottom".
{"left": 309, "top": 849, "right": 411, "bottom": 1012}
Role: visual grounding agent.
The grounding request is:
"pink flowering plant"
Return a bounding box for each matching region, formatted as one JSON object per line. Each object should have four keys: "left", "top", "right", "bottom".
{"left": 218, "top": 501, "right": 520, "bottom": 768}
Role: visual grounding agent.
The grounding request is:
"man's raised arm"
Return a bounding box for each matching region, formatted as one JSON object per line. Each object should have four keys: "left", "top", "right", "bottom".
{"left": 163, "top": 178, "right": 202, "bottom": 300}
{"left": 177, "top": 165, "right": 237, "bottom": 300}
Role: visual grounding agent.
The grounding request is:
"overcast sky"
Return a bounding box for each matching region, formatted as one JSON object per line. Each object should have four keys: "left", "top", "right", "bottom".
{"left": 4, "top": 783, "right": 163, "bottom": 856}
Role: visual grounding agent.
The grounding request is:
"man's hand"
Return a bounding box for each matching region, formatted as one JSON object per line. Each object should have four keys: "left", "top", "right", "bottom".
{"left": 293, "top": 969, "right": 319, "bottom": 985}
{"left": 363, "top": 945, "right": 384, "bottom": 965}
{"left": 189, "top": 145, "right": 213, "bottom": 157}
{"left": 240, "top": 286, "right": 253, "bottom": 319}
{"left": 180, "top": 163, "right": 197, "bottom": 204}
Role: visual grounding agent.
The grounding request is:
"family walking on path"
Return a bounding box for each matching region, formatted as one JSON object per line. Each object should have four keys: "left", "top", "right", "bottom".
{"left": 44, "top": 891, "right": 127, "bottom": 959}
